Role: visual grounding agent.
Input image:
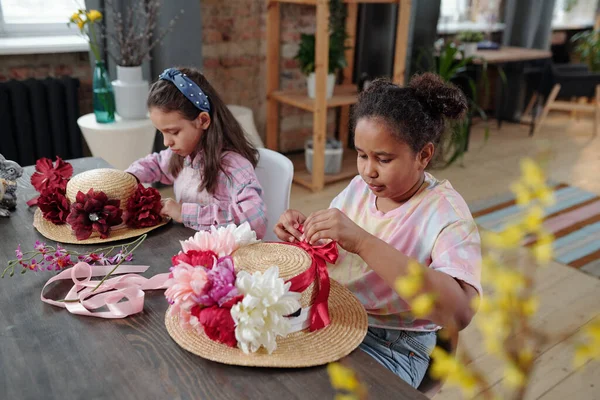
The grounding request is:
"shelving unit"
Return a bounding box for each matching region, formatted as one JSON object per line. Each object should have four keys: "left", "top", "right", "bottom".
{"left": 266, "top": 0, "right": 412, "bottom": 191}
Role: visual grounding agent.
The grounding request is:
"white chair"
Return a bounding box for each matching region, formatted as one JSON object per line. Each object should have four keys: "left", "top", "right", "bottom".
{"left": 255, "top": 148, "right": 294, "bottom": 242}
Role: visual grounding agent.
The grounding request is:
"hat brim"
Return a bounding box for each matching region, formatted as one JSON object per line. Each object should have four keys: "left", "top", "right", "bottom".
{"left": 165, "top": 280, "right": 368, "bottom": 368}
{"left": 33, "top": 208, "right": 171, "bottom": 245}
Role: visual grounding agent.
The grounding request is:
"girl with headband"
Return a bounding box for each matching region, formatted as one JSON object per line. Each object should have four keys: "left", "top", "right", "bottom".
{"left": 126, "top": 67, "right": 267, "bottom": 238}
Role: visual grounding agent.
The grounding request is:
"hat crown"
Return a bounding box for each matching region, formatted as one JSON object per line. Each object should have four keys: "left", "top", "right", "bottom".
{"left": 66, "top": 169, "right": 137, "bottom": 211}
{"left": 233, "top": 243, "right": 317, "bottom": 308}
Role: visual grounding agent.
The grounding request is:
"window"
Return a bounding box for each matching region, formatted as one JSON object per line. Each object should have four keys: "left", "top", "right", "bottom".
{"left": 438, "top": 0, "right": 504, "bottom": 35}
{"left": 553, "top": 0, "right": 598, "bottom": 28}
{"left": 0, "top": 0, "right": 77, "bottom": 37}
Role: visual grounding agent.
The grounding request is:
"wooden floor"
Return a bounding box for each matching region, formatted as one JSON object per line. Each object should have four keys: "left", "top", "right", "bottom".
{"left": 289, "top": 114, "right": 600, "bottom": 400}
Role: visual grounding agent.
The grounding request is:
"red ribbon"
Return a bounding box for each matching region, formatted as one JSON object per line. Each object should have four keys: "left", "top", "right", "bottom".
{"left": 284, "top": 239, "right": 338, "bottom": 331}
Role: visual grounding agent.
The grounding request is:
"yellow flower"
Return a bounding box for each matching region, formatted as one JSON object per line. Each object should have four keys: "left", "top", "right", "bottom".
{"left": 493, "top": 268, "right": 526, "bottom": 295}
{"left": 430, "top": 347, "right": 457, "bottom": 379}
{"left": 522, "top": 205, "right": 545, "bottom": 232}
{"left": 77, "top": 19, "right": 85, "bottom": 29}
{"left": 511, "top": 182, "right": 532, "bottom": 206}
{"left": 484, "top": 225, "right": 524, "bottom": 249}
{"left": 327, "top": 363, "right": 359, "bottom": 392}
{"left": 70, "top": 12, "right": 82, "bottom": 23}
{"left": 411, "top": 293, "right": 436, "bottom": 317}
{"left": 521, "top": 296, "right": 539, "bottom": 317}
{"left": 334, "top": 394, "right": 359, "bottom": 400}
{"left": 518, "top": 348, "right": 534, "bottom": 367}
{"left": 534, "top": 185, "right": 555, "bottom": 206}
{"left": 521, "top": 158, "right": 545, "bottom": 188}
{"left": 573, "top": 318, "right": 600, "bottom": 368}
{"left": 87, "top": 10, "right": 102, "bottom": 22}
{"left": 395, "top": 275, "right": 422, "bottom": 298}
{"left": 503, "top": 363, "right": 526, "bottom": 388}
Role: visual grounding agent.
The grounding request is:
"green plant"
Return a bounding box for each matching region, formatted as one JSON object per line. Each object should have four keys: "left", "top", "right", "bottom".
{"left": 456, "top": 30, "right": 485, "bottom": 43}
{"left": 571, "top": 29, "right": 600, "bottom": 72}
{"left": 294, "top": 0, "right": 348, "bottom": 76}
{"left": 417, "top": 41, "right": 505, "bottom": 168}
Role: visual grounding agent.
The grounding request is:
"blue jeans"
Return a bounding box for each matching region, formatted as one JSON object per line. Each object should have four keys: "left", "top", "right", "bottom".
{"left": 359, "top": 327, "right": 437, "bottom": 388}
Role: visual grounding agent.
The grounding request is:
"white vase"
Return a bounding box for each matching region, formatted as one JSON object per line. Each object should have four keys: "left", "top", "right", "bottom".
{"left": 307, "top": 73, "right": 336, "bottom": 99}
{"left": 112, "top": 65, "right": 149, "bottom": 120}
{"left": 463, "top": 42, "right": 478, "bottom": 57}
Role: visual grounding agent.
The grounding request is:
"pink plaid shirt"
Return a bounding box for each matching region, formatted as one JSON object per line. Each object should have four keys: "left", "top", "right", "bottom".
{"left": 329, "top": 173, "right": 482, "bottom": 331}
{"left": 126, "top": 149, "right": 267, "bottom": 239}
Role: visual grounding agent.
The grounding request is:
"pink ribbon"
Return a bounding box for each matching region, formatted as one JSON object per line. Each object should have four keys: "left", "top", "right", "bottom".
{"left": 41, "top": 262, "right": 170, "bottom": 318}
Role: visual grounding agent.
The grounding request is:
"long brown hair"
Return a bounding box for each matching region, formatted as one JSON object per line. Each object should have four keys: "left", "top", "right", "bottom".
{"left": 147, "top": 67, "right": 258, "bottom": 194}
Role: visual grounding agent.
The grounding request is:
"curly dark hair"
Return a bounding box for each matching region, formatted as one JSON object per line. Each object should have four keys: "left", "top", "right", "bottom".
{"left": 147, "top": 67, "right": 258, "bottom": 194}
{"left": 352, "top": 72, "right": 468, "bottom": 155}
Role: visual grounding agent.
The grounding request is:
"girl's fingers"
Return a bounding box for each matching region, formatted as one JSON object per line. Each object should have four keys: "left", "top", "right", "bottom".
{"left": 283, "top": 213, "right": 303, "bottom": 240}
{"left": 304, "top": 210, "right": 330, "bottom": 230}
{"left": 274, "top": 224, "right": 295, "bottom": 242}
{"left": 305, "top": 220, "right": 332, "bottom": 244}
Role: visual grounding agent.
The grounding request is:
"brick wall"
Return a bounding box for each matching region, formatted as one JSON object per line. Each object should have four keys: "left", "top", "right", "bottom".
{"left": 201, "top": 0, "right": 337, "bottom": 153}
{"left": 0, "top": 52, "right": 94, "bottom": 116}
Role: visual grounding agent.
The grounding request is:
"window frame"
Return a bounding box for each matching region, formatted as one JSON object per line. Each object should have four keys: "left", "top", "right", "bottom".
{"left": 0, "top": 0, "right": 77, "bottom": 38}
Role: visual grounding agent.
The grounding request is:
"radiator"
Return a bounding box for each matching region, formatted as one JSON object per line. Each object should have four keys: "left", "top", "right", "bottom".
{"left": 0, "top": 77, "right": 83, "bottom": 167}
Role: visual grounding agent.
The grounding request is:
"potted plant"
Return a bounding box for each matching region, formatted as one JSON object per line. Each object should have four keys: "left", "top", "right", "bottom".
{"left": 294, "top": 0, "right": 348, "bottom": 99}
{"left": 69, "top": 9, "right": 116, "bottom": 124}
{"left": 104, "top": 0, "right": 181, "bottom": 120}
{"left": 571, "top": 29, "right": 600, "bottom": 72}
{"left": 457, "top": 30, "right": 484, "bottom": 57}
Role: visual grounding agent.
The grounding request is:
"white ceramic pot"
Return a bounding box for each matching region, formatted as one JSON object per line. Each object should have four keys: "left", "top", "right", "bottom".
{"left": 112, "top": 65, "right": 149, "bottom": 120}
{"left": 306, "top": 73, "right": 336, "bottom": 99}
{"left": 463, "top": 42, "right": 478, "bottom": 57}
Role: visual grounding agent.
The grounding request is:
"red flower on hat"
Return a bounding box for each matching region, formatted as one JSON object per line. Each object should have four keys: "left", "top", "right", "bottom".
{"left": 171, "top": 250, "right": 218, "bottom": 270}
{"left": 192, "top": 295, "right": 243, "bottom": 347}
{"left": 124, "top": 184, "right": 163, "bottom": 228}
{"left": 37, "top": 189, "right": 71, "bottom": 224}
{"left": 66, "top": 189, "right": 123, "bottom": 240}
{"left": 30, "top": 157, "right": 73, "bottom": 195}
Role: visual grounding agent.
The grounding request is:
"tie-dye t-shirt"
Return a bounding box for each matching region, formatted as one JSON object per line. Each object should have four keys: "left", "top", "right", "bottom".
{"left": 329, "top": 173, "right": 482, "bottom": 331}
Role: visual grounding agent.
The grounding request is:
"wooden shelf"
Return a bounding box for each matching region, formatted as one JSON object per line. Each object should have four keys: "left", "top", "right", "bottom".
{"left": 287, "top": 149, "right": 358, "bottom": 190}
{"left": 270, "top": 85, "right": 359, "bottom": 112}
{"left": 266, "top": 0, "right": 411, "bottom": 191}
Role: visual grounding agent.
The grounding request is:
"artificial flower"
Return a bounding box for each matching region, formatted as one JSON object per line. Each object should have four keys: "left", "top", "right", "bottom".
{"left": 86, "top": 10, "right": 102, "bottom": 22}
{"left": 503, "top": 363, "right": 525, "bottom": 388}
{"left": 327, "top": 363, "right": 360, "bottom": 391}
{"left": 410, "top": 293, "right": 436, "bottom": 318}
{"left": 37, "top": 189, "right": 70, "bottom": 224}
{"left": 165, "top": 263, "right": 209, "bottom": 315}
{"left": 66, "top": 189, "right": 122, "bottom": 240}
{"left": 195, "top": 295, "right": 243, "bottom": 347}
{"left": 171, "top": 250, "right": 217, "bottom": 270}
{"left": 124, "top": 184, "right": 163, "bottom": 228}
{"left": 196, "top": 256, "right": 239, "bottom": 307}
{"left": 180, "top": 222, "right": 259, "bottom": 257}
{"left": 30, "top": 156, "right": 73, "bottom": 195}
{"left": 231, "top": 266, "right": 301, "bottom": 354}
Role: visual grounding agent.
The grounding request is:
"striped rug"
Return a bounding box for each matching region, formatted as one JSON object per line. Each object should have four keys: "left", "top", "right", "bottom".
{"left": 469, "top": 183, "right": 600, "bottom": 278}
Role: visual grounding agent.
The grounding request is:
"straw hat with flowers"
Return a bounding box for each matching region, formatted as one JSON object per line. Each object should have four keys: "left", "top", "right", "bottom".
{"left": 164, "top": 223, "right": 368, "bottom": 368}
{"left": 30, "top": 157, "right": 169, "bottom": 244}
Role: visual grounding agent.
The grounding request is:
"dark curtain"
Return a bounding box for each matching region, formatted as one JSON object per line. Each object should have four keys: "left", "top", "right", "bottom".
{"left": 498, "top": 0, "right": 557, "bottom": 121}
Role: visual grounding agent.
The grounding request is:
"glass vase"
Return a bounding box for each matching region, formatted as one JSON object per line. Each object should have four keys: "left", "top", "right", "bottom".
{"left": 92, "top": 61, "right": 116, "bottom": 123}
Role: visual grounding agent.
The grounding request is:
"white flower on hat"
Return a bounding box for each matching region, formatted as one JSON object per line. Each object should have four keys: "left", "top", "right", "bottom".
{"left": 231, "top": 266, "right": 301, "bottom": 354}
{"left": 179, "top": 222, "right": 259, "bottom": 257}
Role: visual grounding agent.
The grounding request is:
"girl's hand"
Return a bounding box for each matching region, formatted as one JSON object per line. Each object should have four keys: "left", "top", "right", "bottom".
{"left": 160, "top": 198, "right": 182, "bottom": 223}
{"left": 274, "top": 209, "right": 307, "bottom": 242}
{"left": 303, "top": 209, "right": 368, "bottom": 254}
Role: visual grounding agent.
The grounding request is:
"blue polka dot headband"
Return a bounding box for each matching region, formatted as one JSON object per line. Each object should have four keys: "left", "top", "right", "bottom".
{"left": 158, "top": 68, "right": 211, "bottom": 113}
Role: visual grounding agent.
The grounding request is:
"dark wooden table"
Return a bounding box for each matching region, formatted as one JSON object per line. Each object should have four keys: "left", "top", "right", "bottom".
{"left": 0, "top": 157, "right": 426, "bottom": 400}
